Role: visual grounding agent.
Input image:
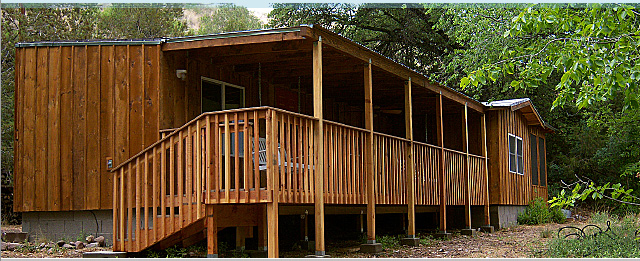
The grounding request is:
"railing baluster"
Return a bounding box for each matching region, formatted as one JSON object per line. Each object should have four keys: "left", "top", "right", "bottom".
{"left": 253, "top": 111, "right": 260, "bottom": 201}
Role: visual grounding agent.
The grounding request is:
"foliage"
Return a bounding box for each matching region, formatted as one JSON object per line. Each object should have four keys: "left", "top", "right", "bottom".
{"left": 195, "top": 4, "right": 263, "bottom": 35}
{"left": 376, "top": 235, "right": 400, "bottom": 249}
{"left": 460, "top": 3, "right": 640, "bottom": 111}
{"left": 548, "top": 176, "right": 640, "bottom": 211}
{"left": 96, "top": 3, "right": 187, "bottom": 39}
{"left": 541, "top": 212, "right": 640, "bottom": 258}
{"left": 518, "top": 197, "right": 566, "bottom": 225}
{"left": 268, "top": 3, "right": 462, "bottom": 75}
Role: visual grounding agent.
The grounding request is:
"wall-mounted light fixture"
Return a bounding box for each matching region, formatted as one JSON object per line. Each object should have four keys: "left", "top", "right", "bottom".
{"left": 176, "top": 69, "right": 187, "bottom": 81}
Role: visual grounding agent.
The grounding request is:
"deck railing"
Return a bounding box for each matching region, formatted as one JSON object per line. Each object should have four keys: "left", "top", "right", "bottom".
{"left": 112, "top": 106, "right": 488, "bottom": 252}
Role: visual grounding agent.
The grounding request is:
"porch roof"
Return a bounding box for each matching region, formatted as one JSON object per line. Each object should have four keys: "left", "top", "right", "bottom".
{"left": 483, "top": 98, "right": 555, "bottom": 133}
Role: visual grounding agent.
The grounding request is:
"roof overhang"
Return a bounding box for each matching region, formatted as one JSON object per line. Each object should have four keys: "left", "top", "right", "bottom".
{"left": 484, "top": 98, "right": 555, "bottom": 133}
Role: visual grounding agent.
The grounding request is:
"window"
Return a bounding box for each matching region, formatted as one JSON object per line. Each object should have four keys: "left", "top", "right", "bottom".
{"left": 530, "top": 134, "right": 539, "bottom": 185}
{"left": 508, "top": 133, "right": 524, "bottom": 175}
{"left": 539, "top": 137, "right": 546, "bottom": 186}
{"left": 201, "top": 77, "right": 245, "bottom": 113}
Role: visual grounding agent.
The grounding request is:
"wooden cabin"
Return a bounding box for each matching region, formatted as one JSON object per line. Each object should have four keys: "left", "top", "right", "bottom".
{"left": 13, "top": 25, "right": 552, "bottom": 257}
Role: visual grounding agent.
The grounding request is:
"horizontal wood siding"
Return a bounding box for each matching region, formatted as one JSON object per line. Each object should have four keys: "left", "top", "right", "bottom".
{"left": 14, "top": 45, "right": 162, "bottom": 212}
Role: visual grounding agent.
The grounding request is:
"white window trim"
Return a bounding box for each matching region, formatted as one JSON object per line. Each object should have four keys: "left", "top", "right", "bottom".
{"left": 508, "top": 133, "right": 524, "bottom": 175}
{"left": 200, "top": 76, "right": 246, "bottom": 113}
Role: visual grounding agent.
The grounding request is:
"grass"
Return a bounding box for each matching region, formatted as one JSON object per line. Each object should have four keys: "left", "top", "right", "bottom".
{"left": 540, "top": 211, "right": 640, "bottom": 258}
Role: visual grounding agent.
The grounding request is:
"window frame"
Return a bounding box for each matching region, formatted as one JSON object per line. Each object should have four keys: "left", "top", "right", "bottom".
{"left": 200, "top": 76, "right": 246, "bottom": 113}
{"left": 508, "top": 133, "right": 524, "bottom": 175}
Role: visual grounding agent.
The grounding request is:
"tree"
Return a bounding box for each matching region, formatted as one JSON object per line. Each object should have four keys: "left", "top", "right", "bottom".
{"left": 96, "top": 3, "right": 187, "bottom": 39}
{"left": 460, "top": 3, "right": 640, "bottom": 111}
{"left": 195, "top": 4, "right": 263, "bottom": 35}
{"left": 268, "top": 3, "right": 461, "bottom": 76}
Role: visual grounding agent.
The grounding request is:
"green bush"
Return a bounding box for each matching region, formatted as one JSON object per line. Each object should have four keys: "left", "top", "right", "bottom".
{"left": 518, "top": 197, "right": 566, "bottom": 225}
{"left": 376, "top": 235, "right": 400, "bottom": 249}
{"left": 542, "top": 212, "right": 640, "bottom": 258}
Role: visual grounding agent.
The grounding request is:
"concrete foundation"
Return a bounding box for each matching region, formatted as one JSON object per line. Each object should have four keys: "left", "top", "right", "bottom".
{"left": 489, "top": 205, "right": 527, "bottom": 229}
{"left": 433, "top": 232, "right": 452, "bottom": 239}
{"left": 400, "top": 237, "right": 420, "bottom": 246}
{"left": 22, "top": 210, "right": 113, "bottom": 245}
{"left": 299, "top": 240, "right": 315, "bottom": 251}
{"left": 460, "top": 229, "right": 477, "bottom": 236}
{"left": 480, "top": 225, "right": 495, "bottom": 233}
{"left": 360, "top": 243, "right": 382, "bottom": 253}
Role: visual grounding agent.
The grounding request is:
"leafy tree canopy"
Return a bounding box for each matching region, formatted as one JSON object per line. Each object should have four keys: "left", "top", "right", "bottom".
{"left": 195, "top": 4, "right": 263, "bottom": 35}
{"left": 268, "top": 3, "right": 462, "bottom": 75}
{"left": 460, "top": 3, "right": 640, "bottom": 111}
{"left": 96, "top": 3, "right": 187, "bottom": 39}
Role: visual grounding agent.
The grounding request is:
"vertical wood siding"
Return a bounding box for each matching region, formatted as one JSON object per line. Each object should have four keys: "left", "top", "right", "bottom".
{"left": 487, "top": 109, "right": 548, "bottom": 205}
{"left": 14, "top": 45, "right": 162, "bottom": 212}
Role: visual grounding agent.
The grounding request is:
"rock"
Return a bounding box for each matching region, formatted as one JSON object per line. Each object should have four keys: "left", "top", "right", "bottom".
{"left": 56, "top": 240, "right": 66, "bottom": 247}
{"left": 62, "top": 244, "right": 74, "bottom": 249}
{"left": 86, "top": 242, "right": 99, "bottom": 248}
{"left": 86, "top": 235, "right": 95, "bottom": 243}
{"left": 75, "top": 241, "right": 85, "bottom": 249}
{"left": 39, "top": 243, "right": 46, "bottom": 248}
{"left": 561, "top": 209, "right": 571, "bottom": 218}
{"left": 95, "top": 236, "right": 105, "bottom": 247}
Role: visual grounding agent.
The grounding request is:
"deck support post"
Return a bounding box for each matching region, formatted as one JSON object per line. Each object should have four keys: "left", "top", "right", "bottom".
{"left": 311, "top": 37, "right": 327, "bottom": 257}
{"left": 206, "top": 205, "right": 218, "bottom": 258}
{"left": 401, "top": 79, "right": 419, "bottom": 246}
{"left": 267, "top": 109, "right": 279, "bottom": 258}
{"left": 258, "top": 204, "right": 267, "bottom": 251}
{"left": 435, "top": 93, "right": 450, "bottom": 239}
{"left": 480, "top": 114, "right": 494, "bottom": 233}
{"left": 360, "top": 59, "right": 382, "bottom": 253}
{"left": 461, "top": 103, "right": 476, "bottom": 236}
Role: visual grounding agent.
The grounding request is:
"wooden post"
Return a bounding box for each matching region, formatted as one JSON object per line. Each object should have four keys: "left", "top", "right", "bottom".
{"left": 436, "top": 93, "right": 447, "bottom": 234}
{"left": 404, "top": 79, "right": 416, "bottom": 238}
{"left": 267, "top": 110, "right": 279, "bottom": 258}
{"left": 258, "top": 204, "right": 267, "bottom": 251}
{"left": 481, "top": 114, "right": 491, "bottom": 227}
{"left": 463, "top": 103, "right": 471, "bottom": 229}
{"left": 364, "top": 59, "right": 376, "bottom": 244}
{"left": 206, "top": 205, "right": 218, "bottom": 258}
{"left": 312, "top": 37, "right": 326, "bottom": 257}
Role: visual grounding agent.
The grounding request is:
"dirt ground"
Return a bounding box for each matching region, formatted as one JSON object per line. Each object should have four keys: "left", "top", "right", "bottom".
{"left": 2, "top": 222, "right": 579, "bottom": 258}
{"left": 283, "top": 221, "right": 582, "bottom": 258}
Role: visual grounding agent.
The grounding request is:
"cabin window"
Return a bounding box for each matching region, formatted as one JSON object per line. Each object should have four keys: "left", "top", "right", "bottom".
{"left": 201, "top": 77, "right": 245, "bottom": 113}
{"left": 508, "top": 133, "right": 524, "bottom": 175}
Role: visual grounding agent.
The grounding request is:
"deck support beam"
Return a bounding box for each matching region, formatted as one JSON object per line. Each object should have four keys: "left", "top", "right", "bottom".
{"left": 461, "top": 103, "right": 476, "bottom": 236}
{"left": 312, "top": 37, "right": 327, "bottom": 257}
{"left": 361, "top": 58, "right": 382, "bottom": 253}
{"left": 267, "top": 109, "right": 279, "bottom": 258}
{"left": 435, "top": 93, "right": 449, "bottom": 237}
{"left": 206, "top": 205, "right": 218, "bottom": 258}
{"left": 402, "top": 79, "right": 418, "bottom": 246}
{"left": 481, "top": 114, "right": 494, "bottom": 232}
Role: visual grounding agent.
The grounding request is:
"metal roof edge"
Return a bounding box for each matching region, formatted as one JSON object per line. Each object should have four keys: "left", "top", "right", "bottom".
{"left": 16, "top": 40, "right": 162, "bottom": 48}
{"left": 164, "top": 27, "right": 303, "bottom": 44}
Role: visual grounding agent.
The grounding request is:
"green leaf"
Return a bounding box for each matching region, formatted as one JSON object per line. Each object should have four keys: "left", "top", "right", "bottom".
{"left": 460, "top": 77, "right": 470, "bottom": 88}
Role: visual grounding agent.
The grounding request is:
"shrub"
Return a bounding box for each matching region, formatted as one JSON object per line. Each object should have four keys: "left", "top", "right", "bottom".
{"left": 376, "top": 235, "right": 400, "bottom": 249}
{"left": 543, "top": 212, "right": 640, "bottom": 258}
{"left": 518, "top": 197, "right": 566, "bottom": 225}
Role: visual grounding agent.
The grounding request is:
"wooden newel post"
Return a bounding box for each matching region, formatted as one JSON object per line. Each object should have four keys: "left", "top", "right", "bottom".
{"left": 364, "top": 60, "right": 375, "bottom": 243}
{"left": 461, "top": 103, "right": 476, "bottom": 236}
{"left": 481, "top": 114, "right": 492, "bottom": 230}
{"left": 312, "top": 37, "right": 326, "bottom": 257}
{"left": 266, "top": 109, "right": 279, "bottom": 258}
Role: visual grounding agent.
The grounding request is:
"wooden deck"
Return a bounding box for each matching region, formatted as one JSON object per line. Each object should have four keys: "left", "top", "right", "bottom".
{"left": 111, "top": 106, "right": 489, "bottom": 253}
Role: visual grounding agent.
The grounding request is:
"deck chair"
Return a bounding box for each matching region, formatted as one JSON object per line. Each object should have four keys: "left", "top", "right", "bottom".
{"left": 251, "top": 137, "right": 313, "bottom": 171}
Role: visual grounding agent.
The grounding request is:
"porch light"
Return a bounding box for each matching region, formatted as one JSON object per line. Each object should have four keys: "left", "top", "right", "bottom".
{"left": 176, "top": 69, "right": 187, "bottom": 81}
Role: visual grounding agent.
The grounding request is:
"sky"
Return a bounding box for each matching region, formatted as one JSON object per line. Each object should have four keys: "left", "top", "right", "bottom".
{"left": 247, "top": 8, "right": 274, "bottom": 24}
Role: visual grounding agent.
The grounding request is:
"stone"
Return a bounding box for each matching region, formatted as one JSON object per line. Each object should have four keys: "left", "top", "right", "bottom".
{"left": 401, "top": 237, "right": 420, "bottom": 247}
{"left": 56, "top": 240, "right": 66, "bottom": 247}
{"left": 561, "top": 209, "right": 571, "bottom": 218}
{"left": 95, "top": 236, "right": 105, "bottom": 247}
{"left": 87, "top": 242, "right": 99, "bottom": 248}
{"left": 2, "top": 232, "right": 29, "bottom": 243}
{"left": 461, "top": 229, "right": 477, "bottom": 236}
{"left": 75, "top": 241, "right": 85, "bottom": 249}
{"left": 62, "top": 244, "right": 74, "bottom": 249}
{"left": 39, "top": 243, "right": 46, "bottom": 248}
{"left": 360, "top": 243, "right": 383, "bottom": 253}
{"left": 86, "top": 235, "right": 95, "bottom": 243}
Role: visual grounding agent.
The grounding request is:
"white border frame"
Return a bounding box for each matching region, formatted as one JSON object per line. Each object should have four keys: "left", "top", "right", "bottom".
{"left": 508, "top": 133, "right": 524, "bottom": 175}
